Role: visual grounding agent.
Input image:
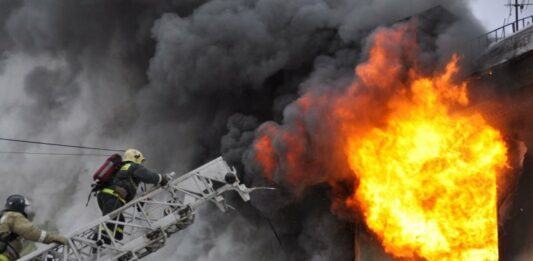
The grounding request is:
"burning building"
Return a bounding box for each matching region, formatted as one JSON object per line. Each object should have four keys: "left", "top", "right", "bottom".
{"left": 0, "top": 1, "right": 532, "bottom": 261}
{"left": 471, "top": 18, "right": 533, "bottom": 261}
{"left": 246, "top": 5, "right": 533, "bottom": 261}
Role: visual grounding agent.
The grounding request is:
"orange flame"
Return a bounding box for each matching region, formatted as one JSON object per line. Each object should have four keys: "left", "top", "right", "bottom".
{"left": 252, "top": 23, "right": 508, "bottom": 260}
{"left": 254, "top": 124, "right": 277, "bottom": 181}
{"left": 343, "top": 29, "right": 507, "bottom": 260}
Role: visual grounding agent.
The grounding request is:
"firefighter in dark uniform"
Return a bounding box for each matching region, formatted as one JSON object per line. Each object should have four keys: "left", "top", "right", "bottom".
{"left": 96, "top": 149, "right": 168, "bottom": 242}
{"left": 0, "top": 195, "right": 68, "bottom": 261}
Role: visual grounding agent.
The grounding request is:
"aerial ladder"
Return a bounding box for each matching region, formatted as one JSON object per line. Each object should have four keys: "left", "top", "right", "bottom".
{"left": 19, "top": 157, "right": 266, "bottom": 261}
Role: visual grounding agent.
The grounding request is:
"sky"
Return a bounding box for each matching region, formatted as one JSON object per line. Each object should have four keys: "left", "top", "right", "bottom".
{"left": 471, "top": 0, "right": 533, "bottom": 32}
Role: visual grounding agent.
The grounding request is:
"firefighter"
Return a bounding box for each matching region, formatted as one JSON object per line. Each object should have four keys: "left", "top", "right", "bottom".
{"left": 0, "top": 195, "right": 68, "bottom": 261}
{"left": 96, "top": 149, "right": 169, "bottom": 242}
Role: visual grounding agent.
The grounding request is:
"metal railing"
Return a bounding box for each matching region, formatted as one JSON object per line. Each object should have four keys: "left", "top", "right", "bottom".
{"left": 475, "top": 15, "right": 533, "bottom": 49}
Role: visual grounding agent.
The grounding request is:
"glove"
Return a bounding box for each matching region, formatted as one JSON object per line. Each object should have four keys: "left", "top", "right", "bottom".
{"left": 49, "top": 234, "right": 68, "bottom": 245}
{"left": 159, "top": 174, "right": 169, "bottom": 187}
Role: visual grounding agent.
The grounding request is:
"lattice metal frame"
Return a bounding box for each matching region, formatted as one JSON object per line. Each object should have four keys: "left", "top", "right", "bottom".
{"left": 19, "top": 157, "right": 260, "bottom": 261}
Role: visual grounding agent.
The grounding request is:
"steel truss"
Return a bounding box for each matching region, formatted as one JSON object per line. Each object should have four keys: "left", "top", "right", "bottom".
{"left": 19, "top": 157, "right": 260, "bottom": 261}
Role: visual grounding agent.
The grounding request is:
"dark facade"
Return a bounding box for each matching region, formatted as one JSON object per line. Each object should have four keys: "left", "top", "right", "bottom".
{"left": 470, "top": 25, "right": 533, "bottom": 261}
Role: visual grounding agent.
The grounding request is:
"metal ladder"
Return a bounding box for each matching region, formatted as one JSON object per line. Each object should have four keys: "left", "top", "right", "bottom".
{"left": 19, "top": 157, "right": 261, "bottom": 261}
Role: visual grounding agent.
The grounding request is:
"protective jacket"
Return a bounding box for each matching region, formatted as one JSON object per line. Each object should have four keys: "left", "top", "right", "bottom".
{"left": 112, "top": 161, "right": 162, "bottom": 202}
{"left": 0, "top": 211, "right": 65, "bottom": 261}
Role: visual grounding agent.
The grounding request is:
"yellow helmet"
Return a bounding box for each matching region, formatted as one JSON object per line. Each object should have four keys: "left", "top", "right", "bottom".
{"left": 123, "top": 149, "right": 145, "bottom": 164}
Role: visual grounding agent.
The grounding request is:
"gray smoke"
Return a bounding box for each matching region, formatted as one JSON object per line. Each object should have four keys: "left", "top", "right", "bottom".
{"left": 0, "top": 0, "right": 484, "bottom": 260}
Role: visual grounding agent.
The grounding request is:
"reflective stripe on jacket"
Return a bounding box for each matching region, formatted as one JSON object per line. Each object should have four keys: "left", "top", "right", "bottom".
{"left": 100, "top": 188, "right": 126, "bottom": 204}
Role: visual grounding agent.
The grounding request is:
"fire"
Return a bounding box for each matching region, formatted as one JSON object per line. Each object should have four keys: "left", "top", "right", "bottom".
{"left": 252, "top": 23, "right": 508, "bottom": 260}
{"left": 343, "top": 30, "right": 508, "bottom": 259}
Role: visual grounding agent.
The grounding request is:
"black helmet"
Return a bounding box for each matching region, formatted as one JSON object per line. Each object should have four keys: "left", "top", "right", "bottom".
{"left": 5, "top": 194, "right": 29, "bottom": 215}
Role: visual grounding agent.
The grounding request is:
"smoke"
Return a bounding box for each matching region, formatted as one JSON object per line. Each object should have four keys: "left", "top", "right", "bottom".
{"left": 0, "top": 0, "right": 485, "bottom": 260}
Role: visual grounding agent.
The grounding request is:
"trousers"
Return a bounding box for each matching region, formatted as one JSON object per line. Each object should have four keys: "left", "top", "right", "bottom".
{"left": 96, "top": 192, "right": 125, "bottom": 242}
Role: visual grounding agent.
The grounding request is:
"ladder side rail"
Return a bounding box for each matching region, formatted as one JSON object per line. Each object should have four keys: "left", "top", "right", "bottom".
{"left": 19, "top": 171, "right": 196, "bottom": 260}
{"left": 18, "top": 157, "right": 244, "bottom": 261}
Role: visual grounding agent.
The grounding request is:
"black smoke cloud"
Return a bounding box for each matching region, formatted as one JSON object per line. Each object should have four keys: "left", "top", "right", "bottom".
{"left": 0, "top": 0, "right": 483, "bottom": 260}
